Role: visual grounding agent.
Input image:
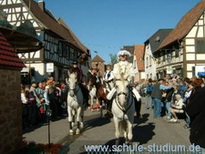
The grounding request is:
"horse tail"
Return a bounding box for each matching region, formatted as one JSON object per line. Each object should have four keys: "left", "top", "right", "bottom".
{"left": 119, "top": 120, "right": 127, "bottom": 134}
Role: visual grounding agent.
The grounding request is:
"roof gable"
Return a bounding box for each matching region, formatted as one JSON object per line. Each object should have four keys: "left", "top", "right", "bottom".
{"left": 0, "top": 32, "right": 25, "bottom": 68}
{"left": 91, "top": 55, "right": 105, "bottom": 62}
{"left": 146, "top": 29, "right": 172, "bottom": 52}
{"left": 158, "top": 0, "right": 205, "bottom": 50}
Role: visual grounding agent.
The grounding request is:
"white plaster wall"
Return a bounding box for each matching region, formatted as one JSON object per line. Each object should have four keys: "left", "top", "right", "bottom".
{"left": 144, "top": 44, "right": 157, "bottom": 80}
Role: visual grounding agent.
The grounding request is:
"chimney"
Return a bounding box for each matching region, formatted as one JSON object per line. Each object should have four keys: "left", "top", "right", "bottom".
{"left": 38, "top": 0, "right": 45, "bottom": 11}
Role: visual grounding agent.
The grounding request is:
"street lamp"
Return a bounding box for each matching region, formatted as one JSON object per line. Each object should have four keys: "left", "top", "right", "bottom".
{"left": 46, "top": 109, "right": 52, "bottom": 148}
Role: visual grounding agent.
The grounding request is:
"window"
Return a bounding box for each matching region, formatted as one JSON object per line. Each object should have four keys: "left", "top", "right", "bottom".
{"left": 146, "top": 57, "right": 148, "bottom": 67}
{"left": 70, "top": 48, "right": 74, "bottom": 60}
{"left": 149, "top": 56, "right": 152, "bottom": 66}
{"left": 175, "top": 50, "right": 179, "bottom": 57}
{"left": 196, "top": 39, "right": 205, "bottom": 53}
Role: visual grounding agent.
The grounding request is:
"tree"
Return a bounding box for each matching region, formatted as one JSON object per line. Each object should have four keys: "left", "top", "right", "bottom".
{"left": 109, "top": 54, "right": 118, "bottom": 66}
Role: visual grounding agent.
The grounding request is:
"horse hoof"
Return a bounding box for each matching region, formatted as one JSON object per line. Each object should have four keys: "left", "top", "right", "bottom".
{"left": 69, "top": 130, "right": 74, "bottom": 135}
{"left": 76, "top": 129, "right": 80, "bottom": 134}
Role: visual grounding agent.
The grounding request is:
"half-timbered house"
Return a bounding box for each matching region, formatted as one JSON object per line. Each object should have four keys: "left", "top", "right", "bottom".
{"left": 0, "top": 0, "right": 90, "bottom": 83}
{"left": 155, "top": 0, "right": 205, "bottom": 78}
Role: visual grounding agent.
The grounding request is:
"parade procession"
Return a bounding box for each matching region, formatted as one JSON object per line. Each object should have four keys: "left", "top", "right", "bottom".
{"left": 1, "top": 0, "right": 205, "bottom": 153}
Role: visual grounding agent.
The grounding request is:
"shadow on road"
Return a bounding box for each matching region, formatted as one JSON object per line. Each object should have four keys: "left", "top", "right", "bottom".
{"left": 134, "top": 113, "right": 150, "bottom": 125}
{"left": 83, "top": 115, "right": 111, "bottom": 132}
{"left": 133, "top": 122, "right": 155, "bottom": 145}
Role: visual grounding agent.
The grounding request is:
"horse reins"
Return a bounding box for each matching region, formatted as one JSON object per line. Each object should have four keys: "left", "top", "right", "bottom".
{"left": 115, "top": 89, "right": 134, "bottom": 120}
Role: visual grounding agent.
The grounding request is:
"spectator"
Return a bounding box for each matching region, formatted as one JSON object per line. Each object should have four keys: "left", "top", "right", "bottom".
{"left": 186, "top": 83, "right": 205, "bottom": 153}
{"left": 21, "top": 84, "right": 29, "bottom": 129}
{"left": 183, "top": 80, "right": 195, "bottom": 128}
{"left": 28, "top": 81, "right": 40, "bottom": 126}
{"left": 170, "top": 94, "right": 185, "bottom": 122}
{"left": 163, "top": 85, "right": 174, "bottom": 120}
{"left": 145, "top": 79, "right": 153, "bottom": 110}
{"left": 151, "top": 79, "right": 172, "bottom": 118}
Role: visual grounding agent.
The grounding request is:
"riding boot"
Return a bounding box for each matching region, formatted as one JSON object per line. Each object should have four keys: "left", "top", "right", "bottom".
{"left": 106, "top": 88, "right": 116, "bottom": 100}
{"left": 132, "top": 88, "right": 141, "bottom": 101}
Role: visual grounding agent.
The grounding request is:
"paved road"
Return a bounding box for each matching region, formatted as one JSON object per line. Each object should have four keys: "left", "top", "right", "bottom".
{"left": 23, "top": 98, "right": 192, "bottom": 153}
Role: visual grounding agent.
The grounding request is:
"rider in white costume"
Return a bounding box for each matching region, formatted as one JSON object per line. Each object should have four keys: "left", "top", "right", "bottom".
{"left": 103, "top": 65, "right": 114, "bottom": 92}
{"left": 107, "top": 50, "right": 141, "bottom": 101}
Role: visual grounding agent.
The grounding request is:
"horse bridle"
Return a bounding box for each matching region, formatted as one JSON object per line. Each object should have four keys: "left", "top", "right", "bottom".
{"left": 114, "top": 79, "right": 134, "bottom": 118}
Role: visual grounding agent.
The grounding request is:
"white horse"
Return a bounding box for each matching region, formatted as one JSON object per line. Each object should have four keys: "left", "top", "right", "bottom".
{"left": 66, "top": 72, "right": 84, "bottom": 135}
{"left": 111, "top": 74, "right": 135, "bottom": 144}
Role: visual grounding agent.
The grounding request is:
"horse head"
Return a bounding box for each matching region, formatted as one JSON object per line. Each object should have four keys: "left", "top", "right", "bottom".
{"left": 115, "top": 73, "right": 129, "bottom": 107}
{"left": 67, "top": 71, "right": 78, "bottom": 97}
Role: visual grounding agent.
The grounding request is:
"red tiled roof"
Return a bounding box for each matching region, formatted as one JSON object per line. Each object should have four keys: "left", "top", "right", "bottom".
{"left": 91, "top": 55, "right": 105, "bottom": 62}
{"left": 158, "top": 0, "right": 205, "bottom": 50}
{"left": 134, "top": 45, "right": 144, "bottom": 71}
{"left": 0, "top": 32, "right": 25, "bottom": 68}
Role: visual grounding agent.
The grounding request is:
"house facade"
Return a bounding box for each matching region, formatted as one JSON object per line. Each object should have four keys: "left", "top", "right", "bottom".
{"left": 144, "top": 29, "right": 172, "bottom": 80}
{"left": 155, "top": 0, "right": 205, "bottom": 79}
{"left": 0, "top": 0, "right": 90, "bottom": 83}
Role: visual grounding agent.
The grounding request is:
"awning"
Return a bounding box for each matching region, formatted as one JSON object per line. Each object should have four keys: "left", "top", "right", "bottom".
{"left": 0, "top": 27, "right": 43, "bottom": 53}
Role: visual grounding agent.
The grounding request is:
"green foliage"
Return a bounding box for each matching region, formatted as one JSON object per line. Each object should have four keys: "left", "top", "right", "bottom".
{"left": 109, "top": 53, "right": 118, "bottom": 66}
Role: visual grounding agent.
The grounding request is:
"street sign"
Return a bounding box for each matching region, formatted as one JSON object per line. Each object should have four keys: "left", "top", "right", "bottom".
{"left": 46, "top": 63, "right": 54, "bottom": 72}
{"left": 166, "top": 66, "right": 173, "bottom": 74}
{"left": 195, "top": 66, "right": 205, "bottom": 77}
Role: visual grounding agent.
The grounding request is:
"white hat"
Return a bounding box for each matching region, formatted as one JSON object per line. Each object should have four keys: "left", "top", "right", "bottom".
{"left": 117, "top": 50, "right": 131, "bottom": 57}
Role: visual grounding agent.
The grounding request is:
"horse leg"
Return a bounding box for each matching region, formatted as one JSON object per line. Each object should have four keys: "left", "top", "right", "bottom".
{"left": 113, "top": 116, "right": 121, "bottom": 145}
{"left": 67, "top": 107, "right": 74, "bottom": 135}
{"left": 76, "top": 107, "right": 82, "bottom": 134}
{"left": 96, "top": 98, "right": 100, "bottom": 111}
{"left": 90, "top": 96, "right": 94, "bottom": 112}
{"left": 126, "top": 120, "right": 133, "bottom": 144}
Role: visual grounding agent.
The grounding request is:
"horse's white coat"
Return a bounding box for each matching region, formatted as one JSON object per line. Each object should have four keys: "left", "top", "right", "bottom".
{"left": 67, "top": 72, "right": 84, "bottom": 135}
{"left": 111, "top": 75, "right": 135, "bottom": 143}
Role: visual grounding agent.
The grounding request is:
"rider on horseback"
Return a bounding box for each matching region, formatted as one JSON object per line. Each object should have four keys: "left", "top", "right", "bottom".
{"left": 103, "top": 64, "right": 114, "bottom": 92}
{"left": 86, "top": 68, "right": 100, "bottom": 111}
{"left": 69, "top": 61, "right": 89, "bottom": 107}
{"left": 107, "top": 50, "right": 141, "bottom": 102}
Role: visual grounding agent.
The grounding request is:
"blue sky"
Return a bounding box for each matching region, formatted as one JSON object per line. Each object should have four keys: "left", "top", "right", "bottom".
{"left": 43, "top": 0, "right": 201, "bottom": 63}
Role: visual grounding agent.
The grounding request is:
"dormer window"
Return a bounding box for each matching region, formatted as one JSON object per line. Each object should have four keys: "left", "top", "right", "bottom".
{"left": 155, "top": 36, "right": 160, "bottom": 42}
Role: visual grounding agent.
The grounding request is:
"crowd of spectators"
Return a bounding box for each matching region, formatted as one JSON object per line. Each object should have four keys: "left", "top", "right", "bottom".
{"left": 142, "top": 74, "right": 205, "bottom": 152}
{"left": 143, "top": 75, "right": 205, "bottom": 124}
{"left": 21, "top": 77, "right": 68, "bottom": 130}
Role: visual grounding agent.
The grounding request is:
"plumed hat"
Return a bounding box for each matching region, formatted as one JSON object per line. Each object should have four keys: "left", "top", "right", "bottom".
{"left": 117, "top": 50, "right": 131, "bottom": 57}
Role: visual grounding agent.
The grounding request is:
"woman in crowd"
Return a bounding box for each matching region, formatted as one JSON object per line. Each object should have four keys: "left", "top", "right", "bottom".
{"left": 170, "top": 94, "right": 185, "bottom": 122}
